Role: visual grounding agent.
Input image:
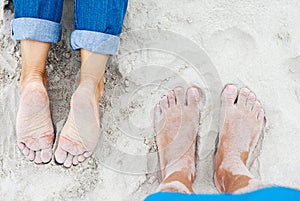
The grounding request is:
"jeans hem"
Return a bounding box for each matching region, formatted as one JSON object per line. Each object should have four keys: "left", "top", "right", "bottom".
{"left": 70, "top": 30, "right": 120, "bottom": 55}
{"left": 11, "top": 18, "right": 62, "bottom": 43}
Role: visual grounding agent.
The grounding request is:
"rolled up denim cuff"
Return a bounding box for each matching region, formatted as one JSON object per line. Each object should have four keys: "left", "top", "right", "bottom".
{"left": 70, "top": 30, "right": 120, "bottom": 55}
{"left": 11, "top": 18, "right": 62, "bottom": 43}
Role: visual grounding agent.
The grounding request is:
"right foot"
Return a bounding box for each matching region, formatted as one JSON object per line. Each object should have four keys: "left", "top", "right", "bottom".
{"left": 16, "top": 81, "right": 54, "bottom": 164}
{"left": 155, "top": 87, "right": 201, "bottom": 193}
{"left": 214, "top": 85, "right": 265, "bottom": 193}
{"left": 54, "top": 81, "right": 103, "bottom": 168}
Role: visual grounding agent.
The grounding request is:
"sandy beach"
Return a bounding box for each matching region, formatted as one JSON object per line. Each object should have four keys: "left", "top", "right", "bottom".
{"left": 0, "top": 0, "right": 300, "bottom": 200}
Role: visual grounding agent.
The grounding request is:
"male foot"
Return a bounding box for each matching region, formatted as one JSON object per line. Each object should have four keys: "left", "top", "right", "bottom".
{"left": 155, "top": 87, "right": 200, "bottom": 193}
{"left": 16, "top": 80, "right": 54, "bottom": 164}
{"left": 54, "top": 80, "right": 103, "bottom": 168}
{"left": 214, "top": 85, "right": 265, "bottom": 193}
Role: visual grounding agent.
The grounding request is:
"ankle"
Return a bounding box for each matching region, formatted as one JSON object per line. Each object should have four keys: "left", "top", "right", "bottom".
{"left": 158, "top": 181, "right": 193, "bottom": 194}
{"left": 215, "top": 158, "right": 254, "bottom": 193}
{"left": 161, "top": 171, "right": 194, "bottom": 193}
{"left": 77, "top": 78, "right": 104, "bottom": 101}
{"left": 20, "top": 73, "right": 45, "bottom": 91}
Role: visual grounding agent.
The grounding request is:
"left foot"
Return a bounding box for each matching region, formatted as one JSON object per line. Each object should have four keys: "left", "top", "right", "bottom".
{"left": 54, "top": 81, "right": 103, "bottom": 167}
{"left": 16, "top": 80, "right": 54, "bottom": 164}
{"left": 154, "top": 87, "right": 201, "bottom": 193}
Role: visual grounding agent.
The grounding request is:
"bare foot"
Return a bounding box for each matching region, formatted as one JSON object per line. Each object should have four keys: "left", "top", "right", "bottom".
{"left": 155, "top": 87, "right": 200, "bottom": 193}
{"left": 16, "top": 81, "right": 54, "bottom": 164}
{"left": 54, "top": 82, "right": 102, "bottom": 167}
{"left": 214, "top": 85, "right": 265, "bottom": 193}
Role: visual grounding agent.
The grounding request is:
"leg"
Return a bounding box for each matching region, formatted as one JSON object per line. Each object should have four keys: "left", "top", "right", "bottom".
{"left": 214, "top": 85, "right": 266, "bottom": 193}
{"left": 54, "top": 0, "right": 128, "bottom": 167}
{"left": 12, "top": 0, "right": 64, "bottom": 164}
{"left": 154, "top": 87, "right": 201, "bottom": 193}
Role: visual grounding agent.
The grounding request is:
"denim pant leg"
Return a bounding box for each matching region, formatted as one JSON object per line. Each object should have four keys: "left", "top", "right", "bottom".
{"left": 11, "top": 0, "right": 64, "bottom": 43}
{"left": 70, "top": 0, "right": 128, "bottom": 55}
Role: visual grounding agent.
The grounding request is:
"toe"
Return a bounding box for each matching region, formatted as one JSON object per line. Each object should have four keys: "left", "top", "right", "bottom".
{"left": 83, "top": 151, "right": 92, "bottom": 158}
{"left": 154, "top": 104, "right": 162, "bottom": 117}
{"left": 252, "top": 101, "right": 261, "bottom": 115}
{"left": 63, "top": 154, "right": 73, "bottom": 168}
{"left": 257, "top": 109, "right": 265, "bottom": 121}
{"left": 160, "top": 96, "right": 169, "bottom": 111}
{"left": 28, "top": 150, "right": 35, "bottom": 161}
{"left": 221, "top": 85, "right": 238, "bottom": 105}
{"left": 18, "top": 142, "right": 25, "bottom": 150}
{"left": 34, "top": 151, "right": 42, "bottom": 164}
{"left": 186, "top": 87, "right": 200, "bottom": 105}
{"left": 167, "top": 91, "right": 176, "bottom": 107}
{"left": 54, "top": 147, "right": 68, "bottom": 164}
{"left": 78, "top": 154, "right": 86, "bottom": 162}
{"left": 73, "top": 155, "right": 79, "bottom": 165}
{"left": 154, "top": 104, "right": 163, "bottom": 130}
{"left": 246, "top": 92, "right": 256, "bottom": 111}
{"left": 41, "top": 148, "right": 52, "bottom": 163}
{"left": 237, "top": 88, "right": 250, "bottom": 107}
{"left": 174, "top": 87, "right": 185, "bottom": 105}
{"left": 22, "top": 147, "right": 30, "bottom": 156}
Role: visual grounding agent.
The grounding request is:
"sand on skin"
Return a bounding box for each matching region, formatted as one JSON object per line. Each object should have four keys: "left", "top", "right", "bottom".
{"left": 0, "top": 0, "right": 300, "bottom": 200}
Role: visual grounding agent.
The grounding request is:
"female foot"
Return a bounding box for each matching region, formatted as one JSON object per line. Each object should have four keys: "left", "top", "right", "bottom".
{"left": 155, "top": 87, "right": 201, "bottom": 193}
{"left": 16, "top": 80, "right": 54, "bottom": 164}
{"left": 214, "top": 85, "right": 265, "bottom": 193}
{"left": 54, "top": 80, "right": 103, "bottom": 168}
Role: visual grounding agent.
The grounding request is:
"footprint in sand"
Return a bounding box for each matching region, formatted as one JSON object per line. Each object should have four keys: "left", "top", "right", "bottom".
{"left": 285, "top": 56, "right": 300, "bottom": 103}
{"left": 206, "top": 27, "right": 256, "bottom": 69}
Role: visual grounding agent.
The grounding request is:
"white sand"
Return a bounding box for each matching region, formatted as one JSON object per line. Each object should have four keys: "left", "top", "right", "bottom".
{"left": 1, "top": 0, "right": 300, "bottom": 200}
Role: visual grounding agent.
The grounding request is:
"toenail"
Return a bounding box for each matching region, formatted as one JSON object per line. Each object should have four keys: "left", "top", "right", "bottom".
{"left": 225, "top": 85, "right": 237, "bottom": 93}
{"left": 190, "top": 88, "right": 199, "bottom": 96}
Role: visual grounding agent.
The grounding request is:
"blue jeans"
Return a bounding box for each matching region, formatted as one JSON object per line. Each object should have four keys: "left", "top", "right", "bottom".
{"left": 11, "top": 0, "right": 128, "bottom": 55}
{"left": 145, "top": 187, "right": 300, "bottom": 201}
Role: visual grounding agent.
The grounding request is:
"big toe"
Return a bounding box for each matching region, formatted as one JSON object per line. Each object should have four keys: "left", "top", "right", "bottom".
{"left": 41, "top": 148, "right": 52, "bottom": 163}
{"left": 221, "top": 85, "right": 238, "bottom": 105}
{"left": 54, "top": 147, "right": 68, "bottom": 164}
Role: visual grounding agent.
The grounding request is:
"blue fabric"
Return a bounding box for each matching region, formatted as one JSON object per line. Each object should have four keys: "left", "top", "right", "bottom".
{"left": 11, "top": 0, "right": 128, "bottom": 55}
{"left": 74, "top": 0, "right": 128, "bottom": 36}
{"left": 13, "top": 0, "right": 64, "bottom": 23}
{"left": 11, "top": 18, "right": 62, "bottom": 43}
{"left": 70, "top": 30, "right": 120, "bottom": 55}
{"left": 144, "top": 187, "right": 300, "bottom": 201}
